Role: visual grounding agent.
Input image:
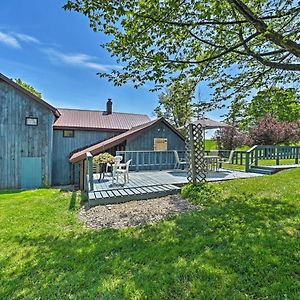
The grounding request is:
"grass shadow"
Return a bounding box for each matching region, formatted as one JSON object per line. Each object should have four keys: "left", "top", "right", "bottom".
{"left": 1, "top": 191, "right": 299, "bottom": 299}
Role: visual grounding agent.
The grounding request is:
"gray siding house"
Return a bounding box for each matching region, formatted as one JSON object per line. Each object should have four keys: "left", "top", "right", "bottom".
{"left": 0, "top": 73, "right": 185, "bottom": 190}
{"left": 0, "top": 74, "right": 59, "bottom": 189}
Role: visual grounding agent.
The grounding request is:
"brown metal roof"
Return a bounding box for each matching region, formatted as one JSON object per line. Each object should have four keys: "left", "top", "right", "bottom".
{"left": 53, "top": 108, "right": 151, "bottom": 131}
{"left": 69, "top": 117, "right": 185, "bottom": 163}
{"left": 0, "top": 73, "right": 60, "bottom": 117}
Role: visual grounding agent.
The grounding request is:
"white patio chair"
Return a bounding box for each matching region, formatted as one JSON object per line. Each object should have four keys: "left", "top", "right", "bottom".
{"left": 115, "top": 159, "right": 132, "bottom": 183}
{"left": 174, "top": 150, "right": 187, "bottom": 169}
{"left": 106, "top": 155, "right": 123, "bottom": 173}
{"left": 222, "top": 150, "right": 235, "bottom": 164}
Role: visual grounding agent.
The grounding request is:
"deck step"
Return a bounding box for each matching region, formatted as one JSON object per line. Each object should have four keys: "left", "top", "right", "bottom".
{"left": 249, "top": 166, "right": 276, "bottom": 175}
{"left": 88, "top": 184, "right": 181, "bottom": 206}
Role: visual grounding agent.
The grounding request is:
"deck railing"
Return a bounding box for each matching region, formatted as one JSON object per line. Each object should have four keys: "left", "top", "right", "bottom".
{"left": 205, "top": 150, "right": 247, "bottom": 165}
{"left": 245, "top": 145, "right": 300, "bottom": 171}
{"left": 117, "top": 146, "right": 299, "bottom": 173}
{"left": 116, "top": 150, "right": 186, "bottom": 171}
{"left": 86, "top": 152, "right": 94, "bottom": 191}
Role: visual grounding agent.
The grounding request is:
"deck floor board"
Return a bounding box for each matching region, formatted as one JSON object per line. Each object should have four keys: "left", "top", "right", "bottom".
{"left": 88, "top": 168, "right": 270, "bottom": 206}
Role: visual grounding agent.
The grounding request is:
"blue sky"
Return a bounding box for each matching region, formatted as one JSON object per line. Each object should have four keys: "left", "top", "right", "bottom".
{"left": 0, "top": 0, "right": 224, "bottom": 121}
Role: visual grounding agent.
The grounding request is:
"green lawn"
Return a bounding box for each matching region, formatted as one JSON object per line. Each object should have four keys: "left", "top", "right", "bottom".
{"left": 205, "top": 139, "right": 217, "bottom": 150}
{"left": 1, "top": 169, "right": 300, "bottom": 299}
{"left": 223, "top": 159, "right": 299, "bottom": 172}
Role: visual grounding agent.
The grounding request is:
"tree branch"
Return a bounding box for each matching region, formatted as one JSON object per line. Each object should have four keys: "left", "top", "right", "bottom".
{"left": 228, "top": 0, "right": 300, "bottom": 58}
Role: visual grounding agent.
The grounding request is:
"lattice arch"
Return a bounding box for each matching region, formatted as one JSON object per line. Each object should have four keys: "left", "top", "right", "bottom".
{"left": 185, "top": 123, "right": 206, "bottom": 184}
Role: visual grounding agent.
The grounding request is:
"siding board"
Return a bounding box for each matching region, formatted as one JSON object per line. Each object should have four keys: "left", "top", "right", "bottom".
{"left": 0, "top": 80, "right": 54, "bottom": 189}
{"left": 126, "top": 122, "right": 185, "bottom": 152}
{"left": 52, "top": 130, "right": 118, "bottom": 185}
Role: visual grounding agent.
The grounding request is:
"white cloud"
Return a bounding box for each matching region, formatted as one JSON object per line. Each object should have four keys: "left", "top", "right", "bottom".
{"left": 0, "top": 32, "right": 21, "bottom": 48}
{"left": 14, "top": 33, "right": 40, "bottom": 44}
{"left": 0, "top": 31, "right": 40, "bottom": 48}
{"left": 43, "top": 48, "right": 121, "bottom": 71}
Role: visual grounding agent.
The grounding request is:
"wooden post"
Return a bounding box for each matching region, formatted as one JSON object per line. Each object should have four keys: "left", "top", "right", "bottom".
{"left": 295, "top": 147, "right": 299, "bottom": 164}
{"left": 245, "top": 152, "right": 250, "bottom": 172}
{"left": 254, "top": 148, "right": 258, "bottom": 166}
{"left": 86, "top": 152, "right": 94, "bottom": 191}
{"left": 136, "top": 152, "right": 139, "bottom": 171}
{"left": 188, "top": 124, "right": 196, "bottom": 184}
{"left": 276, "top": 147, "right": 280, "bottom": 165}
{"left": 79, "top": 160, "right": 84, "bottom": 191}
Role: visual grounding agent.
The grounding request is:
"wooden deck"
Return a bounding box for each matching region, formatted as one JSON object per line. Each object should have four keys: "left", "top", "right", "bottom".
{"left": 87, "top": 168, "right": 262, "bottom": 206}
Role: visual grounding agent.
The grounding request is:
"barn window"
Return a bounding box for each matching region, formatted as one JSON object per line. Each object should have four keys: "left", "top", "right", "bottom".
{"left": 154, "top": 138, "right": 168, "bottom": 151}
{"left": 63, "top": 130, "right": 74, "bottom": 138}
{"left": 25, "top": 117, "right": 38, "bottom": 126}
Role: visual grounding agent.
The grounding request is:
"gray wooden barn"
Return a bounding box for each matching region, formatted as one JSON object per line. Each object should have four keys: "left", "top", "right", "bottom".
{"left": 0, "top": 73, "right": 185, "bottom": 190}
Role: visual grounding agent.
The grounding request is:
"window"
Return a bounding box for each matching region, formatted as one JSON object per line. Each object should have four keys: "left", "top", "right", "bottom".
{"left": 25, "top": 117, "right": 38, "bottom": 126}
{"left": 154, "top": 138, "right": 168, "bottom": 151}
{"left": 63, "top": 130, "right": 74, "bottom": 138}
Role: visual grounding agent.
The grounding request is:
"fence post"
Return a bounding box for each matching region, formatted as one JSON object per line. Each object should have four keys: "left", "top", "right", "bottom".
{"left": 136, "top": 152, "right": 139, "bottom": 171}
{"left": 296, "top": 147, "right": 299, "bottom": 164}
{"left": 188, "top": 124, "right": 197, "bottom": 184}
{"left": 254, "top": 148, "right": 258, "bottom": 166}
{"left": 276, "top": 147, "right": 280, "bottom": 165}
{"left": 86, "top": 152, "right": 94, "bottom": 191}
{"left": 245, "top": 152, "right": 250, "bottom": 172}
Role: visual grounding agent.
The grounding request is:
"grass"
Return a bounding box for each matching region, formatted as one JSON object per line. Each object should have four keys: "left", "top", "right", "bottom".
{"left": 223, "top": 159, "right": 299, "bottom": 172}
{"left": 1, "top": 169, "right": 300, "bottom": 299}
{"left": 205, "top": 139, "right": 217, "bottom": 150}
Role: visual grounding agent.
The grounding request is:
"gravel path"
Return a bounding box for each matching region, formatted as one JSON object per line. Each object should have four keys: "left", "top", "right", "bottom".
{"left": 79, "top": 195, "right": 199, "bottom": 229}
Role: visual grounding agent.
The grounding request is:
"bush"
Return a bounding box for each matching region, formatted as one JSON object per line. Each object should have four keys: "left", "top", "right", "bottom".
{"left": 213, "top": 126, "right": 249, "bottom": 150}
{"left": 249, "top": 114, "right": 300, "bottom": 145}
{"left": 93, "top": 152, "right": 114, "bottom": 164}
{"left": 181, "top": 183, "right": 220, "bottom": 205}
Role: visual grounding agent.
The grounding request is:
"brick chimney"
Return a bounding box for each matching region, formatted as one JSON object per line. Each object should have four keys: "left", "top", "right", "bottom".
{"left": 106, "top": 98, "right": 112, "bottom": 115}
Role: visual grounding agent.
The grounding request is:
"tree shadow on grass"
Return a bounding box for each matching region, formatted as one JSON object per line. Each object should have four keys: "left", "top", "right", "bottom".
{"left": 1, "top": 194, "right": 299, "bottom": 299}
{"left": 68, "top": 191, "right": 87, "bottom": 211}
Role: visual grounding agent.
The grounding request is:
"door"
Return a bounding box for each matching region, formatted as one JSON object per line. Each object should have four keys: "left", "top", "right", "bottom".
{"left": 20, "top": 157, "right": 42, "bottom": 189}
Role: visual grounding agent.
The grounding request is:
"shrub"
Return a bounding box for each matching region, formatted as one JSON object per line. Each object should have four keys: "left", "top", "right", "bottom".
{"left": 249, "top": 114, "right": 300, "bottom": 145}
{"left": 93, "top": 152, "right": 114, "bottom": 164}
{"left": 181, "top": 183, "right": 220, "bottom": 205}
{"left": 213, "top": 126, "right": 249, "bottom": 150}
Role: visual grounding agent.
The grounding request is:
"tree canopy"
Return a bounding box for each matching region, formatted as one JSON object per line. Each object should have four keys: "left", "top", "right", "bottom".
{"left": 14, "top": 78, "right": 42, "bottom": 98}
{"left": 64, "top": 0, "right": 300, "bottom": 103}
{"left": 245, "top": 87, "right": 300, "bottom": 124}
{"left": 154, "top": 79, "right": 195, "bottom": 127}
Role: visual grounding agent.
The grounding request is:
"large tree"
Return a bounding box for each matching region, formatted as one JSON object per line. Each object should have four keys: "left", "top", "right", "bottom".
{"left": 64, "top": 0, "right": 300, "bottom": 102}
{"left": 245, "top": 87, "right": 300, "bottom": 124}
{"left": 154, "top": 79, "right": 196, "bottom": 127}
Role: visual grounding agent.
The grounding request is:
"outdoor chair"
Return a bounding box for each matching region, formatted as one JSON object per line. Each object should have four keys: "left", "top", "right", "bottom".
{"left": 115, "top": 159, "right": 132, "bottom": 184}
{"left": 221, "top": 150, "right": 235, "bottom": 165}
{"left": 106, "top": 155, "right": 123, "bottom": 173}
{"left": 173, "top": 150, "right": 187, "bottom": 169}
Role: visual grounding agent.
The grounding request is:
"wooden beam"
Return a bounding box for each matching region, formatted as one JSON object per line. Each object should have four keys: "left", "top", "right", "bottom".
{"left": 79, "top": 160, "right": 84, "bottom": 191}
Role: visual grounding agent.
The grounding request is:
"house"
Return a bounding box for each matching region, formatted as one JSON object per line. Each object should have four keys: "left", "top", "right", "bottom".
{"left": 0, "top": 73, "right": 185, "bottom": 190}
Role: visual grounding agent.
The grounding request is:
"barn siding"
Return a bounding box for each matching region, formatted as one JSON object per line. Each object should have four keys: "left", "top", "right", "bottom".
{"left": 52, "top": 130, "right": 118, "bottom": 185}
{"left": 0, "top": 80, "right": 54, "bottom": 189}
{"left": 126, "top": 122, "right": 185, "bottom": 151}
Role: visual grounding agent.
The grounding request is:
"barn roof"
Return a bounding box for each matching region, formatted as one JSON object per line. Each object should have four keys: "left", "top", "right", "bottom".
{"left": 53, "top": 108, "right": 151, "bottom": 131}
{"left": 0, "top": 73, "right": 60, "bottom": 117}
{"left": 69, "top": 117, "right": 185, "bottom": 163}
